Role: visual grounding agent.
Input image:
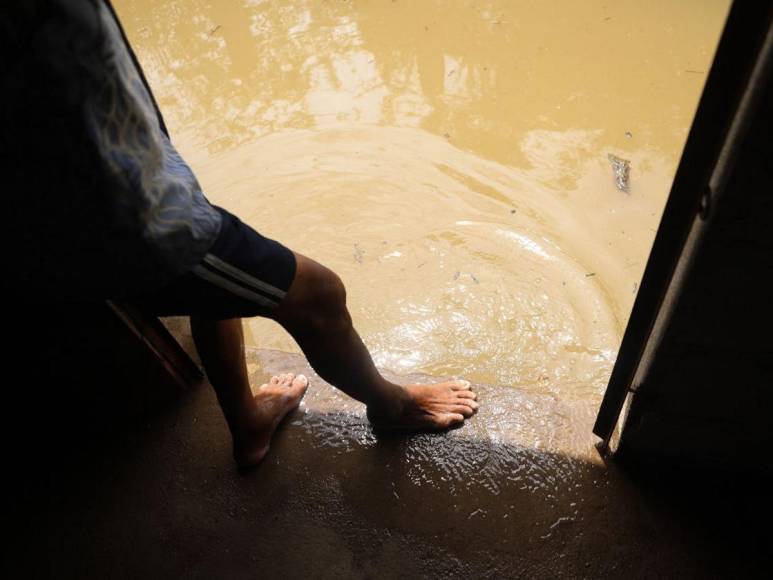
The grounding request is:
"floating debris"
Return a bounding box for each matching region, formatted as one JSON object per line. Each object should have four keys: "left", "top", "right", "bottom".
{"left": 608, "top": 153, "right": 631, "bottom": 193}
{"left": 353, "top": 243, "right": 364, "bottom": 264}
{"left": 454, "top": 271, "right": 479, "bottom": 283}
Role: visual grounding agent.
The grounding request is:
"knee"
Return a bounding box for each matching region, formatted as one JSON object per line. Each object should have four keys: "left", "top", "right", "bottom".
{"left": 280, "top": 260, "right": 352, "bottom": 333}
{"left": 311, "top": 267, "right": 350, "bottom": 325}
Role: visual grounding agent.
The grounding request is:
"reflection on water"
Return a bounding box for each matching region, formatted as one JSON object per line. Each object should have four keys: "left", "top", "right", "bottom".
{"left": 116, "top": 0, "right": 728, "bottom": 400}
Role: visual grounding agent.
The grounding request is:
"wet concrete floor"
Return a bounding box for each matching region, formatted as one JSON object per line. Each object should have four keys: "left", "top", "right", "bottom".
{"left": 15, "top": 342, "right": 769, "bottom": 579}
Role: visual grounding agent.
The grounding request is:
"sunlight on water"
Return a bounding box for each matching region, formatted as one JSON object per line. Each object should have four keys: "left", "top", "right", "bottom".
{"left": 116, "top": 0, "right": 728, "bottom": 401}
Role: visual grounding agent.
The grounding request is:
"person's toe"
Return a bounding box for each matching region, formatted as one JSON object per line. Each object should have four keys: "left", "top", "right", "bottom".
{"left": 439, "top": 412, "right": 465, "bottom": 428}
{"left": 447, "top": 404, "right": 475, "bottom": 417}
{"left": 455, "top": 396, "right": 479, "bottom": 410}
{"left": 290, "top": 374, "right": 309, "bottom": 395}
{"left": 449, "top": 379, "right": 472, "bottom": 391}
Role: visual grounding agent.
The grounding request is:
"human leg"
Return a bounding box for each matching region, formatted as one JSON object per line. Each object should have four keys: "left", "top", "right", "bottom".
{"left": 272, "top": 252, "right": 479, "bottom": 430}
{"left": 130, "top": 206, "right": 307, "bottom": 468}
{"left": 190, "top": 316, "right": 308, "bottom": 468}
{"left": 131, "top": 204, "right": 477, "bottom": 465}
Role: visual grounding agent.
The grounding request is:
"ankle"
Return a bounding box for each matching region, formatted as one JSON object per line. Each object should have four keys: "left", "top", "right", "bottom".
{"left": 224, "top": 399, "right": 262, "bottom": 439}
{"left": 366, "top": 382, "right": 410, "bottom": 417}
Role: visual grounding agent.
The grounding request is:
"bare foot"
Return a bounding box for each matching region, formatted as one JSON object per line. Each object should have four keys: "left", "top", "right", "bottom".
{"left": 366, "top": 379, "right": 479, "bottom": 432}
{"left": 233, "top": 373, "right": 309, "bottom": 468}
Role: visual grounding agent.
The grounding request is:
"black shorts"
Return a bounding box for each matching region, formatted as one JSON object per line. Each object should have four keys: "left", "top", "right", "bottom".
{"left": 130, "top": 206, "right": 296, "bottom": 319}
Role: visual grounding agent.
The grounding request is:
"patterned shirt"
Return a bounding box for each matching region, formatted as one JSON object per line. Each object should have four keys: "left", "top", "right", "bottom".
{"left": 2, "top": 0, "right": 222, "bottom": 299}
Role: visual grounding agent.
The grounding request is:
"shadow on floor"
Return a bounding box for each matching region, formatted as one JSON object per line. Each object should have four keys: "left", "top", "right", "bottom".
{"left": 4, "top": 320, "right": 771, "bottom": 579}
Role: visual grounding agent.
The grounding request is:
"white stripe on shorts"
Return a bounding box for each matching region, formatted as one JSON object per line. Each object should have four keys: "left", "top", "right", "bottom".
{"left": 192, "top": 265, "right": 278, "bottom": 308}
{"left": 202, "top": 253, "right": 286, "bottom": 299}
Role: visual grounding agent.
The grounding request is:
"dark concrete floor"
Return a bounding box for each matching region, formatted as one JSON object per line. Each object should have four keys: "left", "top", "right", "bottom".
{"left": 5, "top": 338, "right": 771, "bottom": 579}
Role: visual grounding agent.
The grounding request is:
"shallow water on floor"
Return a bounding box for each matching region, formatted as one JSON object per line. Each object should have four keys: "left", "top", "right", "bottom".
{"left": 250, "top": 348, "right": 600, "bottom": 495}
{"left": 116, "top": 0, "right": 728, "bottom": 400}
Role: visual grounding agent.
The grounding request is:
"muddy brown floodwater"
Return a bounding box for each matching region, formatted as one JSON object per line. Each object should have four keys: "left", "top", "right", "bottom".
{"left": 115, "top": 0, "right": 728, "bottom": 405}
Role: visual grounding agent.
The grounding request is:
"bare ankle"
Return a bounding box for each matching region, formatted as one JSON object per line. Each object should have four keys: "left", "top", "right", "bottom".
{"left": 366, "top": 383, "right": 410, "bottom": 417}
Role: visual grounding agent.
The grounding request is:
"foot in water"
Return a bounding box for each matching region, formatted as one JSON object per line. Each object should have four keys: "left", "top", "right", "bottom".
{"left": 367, "top": 379, "right": 479, "bottom": 432}
{"left": 233, "top": 373, "right": 308, "bottom": 468}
